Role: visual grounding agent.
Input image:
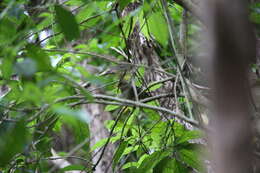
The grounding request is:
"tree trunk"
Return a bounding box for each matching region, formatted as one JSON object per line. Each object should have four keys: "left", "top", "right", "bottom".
{"left": 204, "top": 1, "right": 256, "bottom": 173}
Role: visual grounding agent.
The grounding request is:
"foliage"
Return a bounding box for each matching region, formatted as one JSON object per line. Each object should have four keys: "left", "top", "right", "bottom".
{"left": 2, "top": 0, "right": 248, "bottom": 172}
{"left": 250, "top": 2, "right": 260, "bottom": 36}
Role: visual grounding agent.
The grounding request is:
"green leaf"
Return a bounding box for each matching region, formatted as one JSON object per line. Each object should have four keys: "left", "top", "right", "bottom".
{"left": 126, "top": 108, "right": 139, "bottom": 126}
{"left": 76, "top": 3, "right": 94, "bottom": 23}
{"left": 123, "top": 145, "right": 139, "bottom": 155}
{"left": 0, "top": 119, "right": 29, "bottom": 167}
{"left": 53, "top": 106, "right": 90, "bottom": 124}
{"left": 90, "top": 135, "right": 120, "bottom": 152}
{"left": 250, "top": 12, "right": 260, "bottom": 24}
{"left": 105, "top": 105, "right": 120, "bottom": 112}
{"left": 112, "top": 141, "right": 128, "bottom": 171}
{"left": 149, "top": 83, "right": 162, "bottom": 91}
{"left": 147, "top": 12, "right": 169, "bottom": 47}
{"left": 150, "top": 121, "right": 167, "bottom": 148}
{"left": 22, "top": 82, "right": 43, "bottom": 103}
{"left": 61, "top": 164, "right": 85, "bottom": 172}
{"left": 37, "top": 12, "right": 53, "bottom": 30}
{"left": 154, "top": 157, "right": 188, "bottom": 173}
{"left": 172, "top": 159, "right": 189, "bottom": 173}
{"left": 122, "top": 162, "right": 139, "bottom": 170}
{"left": 137, "top": 154, "right": 149, "bottom": 165}
{"left": 169, "top": 4, "right": 183, "bottom": 23}
{"left": 118, "top": 0, "right": 131, "bottom": 10}
{"left": 179, "top": 147, "right": 203, "bottom": 172}
{"left": 54, "top": 5, "right": 80, "bottom": 41}
{"left": 0, "top": 18, "right": 16, "bottom": 46}
{"left": 68, "top": 120, "right": 90, "bottom": 147}
{"left": 137, "top": 66, "right": 145, "bottom": 77}
{"left": 2, "top": 55, "right": 14, "bottom": 79}
{"left": 139, "top": 11, "right": 150, "bottom": 38}
{"left": 91, "top": 138, "right": 108, "bottom": 152}
{"left": 26, "top": 44, "right": 52, "bottom": 72}
{"left": 176, "top": 130, "right": 203, "bottom": 144}
{"left": 137, "top": 151, "right": 171, "bottom": 173}
{"left": 143, "top": 108, "right": 161, "bottom": 121}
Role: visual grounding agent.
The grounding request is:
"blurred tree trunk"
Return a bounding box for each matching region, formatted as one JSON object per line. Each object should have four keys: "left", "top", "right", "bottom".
{"left": 204, "top": 1, "right": 256, "bottom": 173}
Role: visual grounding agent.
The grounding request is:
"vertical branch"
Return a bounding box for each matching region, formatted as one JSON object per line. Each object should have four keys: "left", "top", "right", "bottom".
{"left": 161, "top": 0, "right": 197, "bottom": 121}
{"left": 180, "top": 10, "right": 188, "bottom": 57}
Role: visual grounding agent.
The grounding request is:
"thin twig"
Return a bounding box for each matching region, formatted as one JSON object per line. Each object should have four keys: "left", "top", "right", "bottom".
{"left": 45, "top": 156, "right": 90, "bottom": 163}
{"left": 131, "top": 79, "right": 139, "bottom": 101}
{"left": 161, "top": 0, "right": 195, "bottom": 120}
{"left": 66, "top": 92, "right": 198, "bottom": 126}
{"left": 140, "top": 76, "right": 175, "bottom": 95}
{"left": 140, "top": 93, "right": 175, "bottom": 103}
{"left": 36, "top": 10, "right": 111, "bottom": 44}
{"left": 24, "top": 3, "right": 99, "bottom": 40}
{"left": 92, "top": 94, "right": 198, "bottom": 126}
{"left": 92, "top": 107, "right": 126, "bottom": 171}
{"left": 43, "top": 49, "right": 175, "bottom": 77}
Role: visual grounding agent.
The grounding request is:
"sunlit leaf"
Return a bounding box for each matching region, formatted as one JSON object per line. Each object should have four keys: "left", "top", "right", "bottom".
{"left": 105, "top": 105, "right": 120, "bottom": 111}
{"left": 91, "top": 136, "right": 122, "bottom": 152}
{"left": 149, "top": 83, "right": 162, "bottom": 91}
{"left": 147, "top": 12, "right": 169, "bottom": 47}
{"left": 122, "top": 162, "right": 138, "bottom": 170}
{"left": 61, "top": 164, "right": 85, "bottom": 172}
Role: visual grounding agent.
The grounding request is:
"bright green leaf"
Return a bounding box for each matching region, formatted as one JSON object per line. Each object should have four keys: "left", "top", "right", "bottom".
{"left": 149, "top": 83, "right": 162, "bottom": 91}
{"left": 91, "top": 138, "right": 108, "bottom": 152}
{"left": 137, "top": 151, "right": 171, "bottom": 173}
{"left": 122, "top": 162, "right": 139, "bottom": 170}
{"left": 61, "top": 164, "right": 85, "bottom": 172}
{"left": 147, "top": 12, "right": 169, "bottom": 47}
{"left": 105, "top": 105, "right": 120, "bottom": 111}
